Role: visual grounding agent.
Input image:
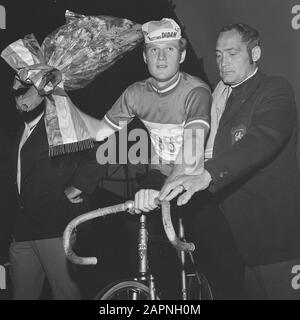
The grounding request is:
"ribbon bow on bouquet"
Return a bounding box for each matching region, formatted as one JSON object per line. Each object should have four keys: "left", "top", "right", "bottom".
{"left": 1, "top": 10, "right": 143, "bottom": 156}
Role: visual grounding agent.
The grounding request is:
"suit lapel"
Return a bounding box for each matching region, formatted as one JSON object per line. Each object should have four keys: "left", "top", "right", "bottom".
{"left": 12, "top": 125, "right": 24, "bottom": 182}
{"left": 20, "top": 117, "right": 47, "bottom": 188}
{"left": 21, "top": 116, "right": 45, "bottom": 152}
{"left": 218, "top": 71, "right": 263, "bottom": 130}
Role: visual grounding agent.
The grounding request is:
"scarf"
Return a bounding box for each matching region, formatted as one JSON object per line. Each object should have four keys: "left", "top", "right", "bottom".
{"left": 205, "top": 81, "right": 232, "bottom": 160}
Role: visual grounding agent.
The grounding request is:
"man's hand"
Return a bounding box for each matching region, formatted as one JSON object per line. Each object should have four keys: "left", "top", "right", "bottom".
{"left": 159, "top": 169, "right": 212, "bottom": 206}
{"left": 64, "top": 186, "right": 83, "bottom": 204}
{"left": 134, "top": 189, "right": 159, "bottom": 214}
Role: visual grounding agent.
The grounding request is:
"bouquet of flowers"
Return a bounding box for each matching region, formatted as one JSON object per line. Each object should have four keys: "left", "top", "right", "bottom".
{"left": 1, "top": 10, "right": 143, "bottom": 156}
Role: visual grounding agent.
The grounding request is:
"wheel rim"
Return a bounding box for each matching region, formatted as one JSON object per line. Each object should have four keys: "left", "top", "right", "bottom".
{"left": 95, "top": 281, "right": 151, "bottom": 300}
{"left": 105, "top": 286, "right": 150, "bottom": 300}
{"left": 187, "top": 274, "right": 213, "bottom": 300}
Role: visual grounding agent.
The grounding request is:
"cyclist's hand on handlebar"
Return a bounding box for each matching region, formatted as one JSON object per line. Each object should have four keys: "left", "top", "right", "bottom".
{"left": 134, "top": 189, "right": 159, "bottom": 214}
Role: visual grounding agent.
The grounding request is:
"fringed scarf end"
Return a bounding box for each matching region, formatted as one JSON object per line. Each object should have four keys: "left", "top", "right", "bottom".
{"left": 49, "top": 139, "right": 94, "bottom": 157}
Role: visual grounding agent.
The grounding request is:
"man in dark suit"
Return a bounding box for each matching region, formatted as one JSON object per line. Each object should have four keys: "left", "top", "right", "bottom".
{"left": 0, "top": 131, "right": 13, "bottom": 263}
{"left": 10, "top": 97, "right": 104, "bottom": 300}
{"left": 160, "top": 23, "right": 300, "bottom": 299}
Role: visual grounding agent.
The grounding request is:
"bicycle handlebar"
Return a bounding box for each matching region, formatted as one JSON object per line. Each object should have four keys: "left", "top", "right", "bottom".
{"left": 63, "top": 200, "right": 195, "bottom": 265}
{"left": 160, "top": 200, "right": 195, "bottom": 252}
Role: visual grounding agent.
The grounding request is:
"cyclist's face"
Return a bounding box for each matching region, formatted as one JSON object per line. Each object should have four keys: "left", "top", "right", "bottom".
{"left": 143, "top": 40, "right": 186, "bottom": 87}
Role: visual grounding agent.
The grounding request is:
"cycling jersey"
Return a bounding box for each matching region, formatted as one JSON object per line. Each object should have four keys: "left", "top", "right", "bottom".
{"left": 104, "top": 72, "right": 211, "bottom": 175}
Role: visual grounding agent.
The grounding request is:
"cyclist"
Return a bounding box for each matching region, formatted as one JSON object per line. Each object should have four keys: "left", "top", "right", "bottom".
{"left": 80, "top": 18, "right": 211, "bottom": 210}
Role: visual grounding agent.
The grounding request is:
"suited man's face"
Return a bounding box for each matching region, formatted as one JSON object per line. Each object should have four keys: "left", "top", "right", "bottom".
{"left": 14, "top": 86, "right": 44, "bottom": 113}
{"left": 14, "top": 86, "right": 45, "bottom": 123}
{"left": 216, "top": 30, "right": 256, "bottom": 85}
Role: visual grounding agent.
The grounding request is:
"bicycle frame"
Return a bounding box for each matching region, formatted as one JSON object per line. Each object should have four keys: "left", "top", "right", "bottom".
{"left": 135, "top": 215, "right": 198, "bottom": 300}
{"left": 178, "top": 217, "right": 188, "bottom": 300}
{"left": 135, "top": 214, "right": 157, "bottom": 299}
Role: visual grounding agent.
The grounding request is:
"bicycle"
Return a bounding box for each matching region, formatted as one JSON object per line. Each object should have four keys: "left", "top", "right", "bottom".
{"left": 63, "top": 200, "right": 213, "bottom": 300}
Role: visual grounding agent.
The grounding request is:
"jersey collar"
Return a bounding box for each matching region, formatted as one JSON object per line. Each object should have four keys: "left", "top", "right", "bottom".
{"left": 150, "top": 72, "right": 182, "bottom": 94}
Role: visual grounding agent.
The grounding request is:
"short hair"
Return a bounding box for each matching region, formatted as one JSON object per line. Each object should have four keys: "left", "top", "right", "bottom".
{"left": 219, "top": 23, "right": 261, "bottom": 57}
{"left": 143, "top": 37, "right": 187, "bottom": 53}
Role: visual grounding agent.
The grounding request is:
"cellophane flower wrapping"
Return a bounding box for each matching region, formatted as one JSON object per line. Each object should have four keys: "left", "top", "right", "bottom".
{"left": 42, "top": 10, "right": 143, "bottom": 91}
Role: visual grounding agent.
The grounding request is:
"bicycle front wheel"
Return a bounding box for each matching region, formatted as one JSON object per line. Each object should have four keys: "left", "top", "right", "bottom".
{"left": 187, "top": 273, "right": 214, "bottom": 300}
{"left": 95, "top": 279, "right": 152, "bottom": 300}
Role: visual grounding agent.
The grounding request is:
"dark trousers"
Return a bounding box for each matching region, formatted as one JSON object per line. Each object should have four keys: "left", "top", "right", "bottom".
{"left": 186, "top": 192, "right": 246, "bottom": 299}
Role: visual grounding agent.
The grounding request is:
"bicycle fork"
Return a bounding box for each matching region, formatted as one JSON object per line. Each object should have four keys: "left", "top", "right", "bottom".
{"left": 178, "top": 218, "right": 188, "bottom": 300}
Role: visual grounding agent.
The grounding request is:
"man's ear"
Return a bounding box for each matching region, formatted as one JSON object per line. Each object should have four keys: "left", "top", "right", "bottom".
{"left": 251, "top": 46, "right": 261, "bottom": 62}
{"left": 180, "top": 49, "right": 186, "bottom": 64}
{"left": 143, "top": 51, "right": 147, "bottom": 64}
